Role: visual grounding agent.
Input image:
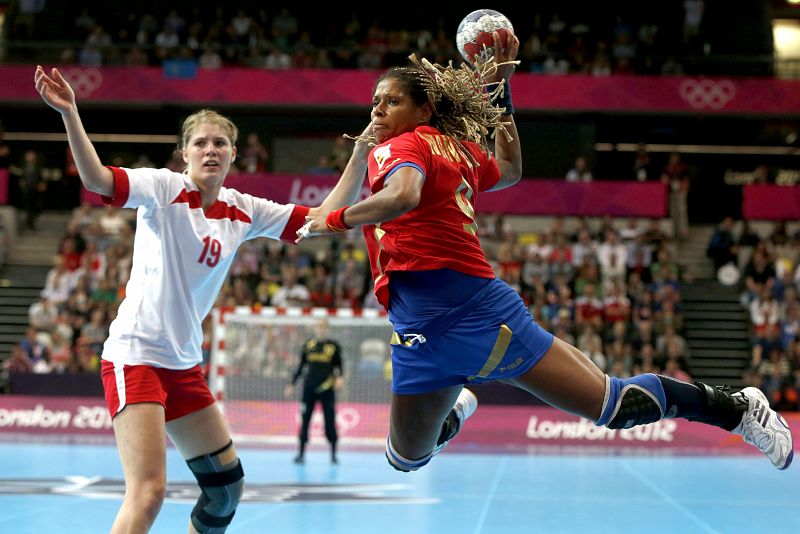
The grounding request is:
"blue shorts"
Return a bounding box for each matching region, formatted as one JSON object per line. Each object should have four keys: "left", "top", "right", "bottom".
{"left": 387, "top": 270, "right": 554, "bottom": 395}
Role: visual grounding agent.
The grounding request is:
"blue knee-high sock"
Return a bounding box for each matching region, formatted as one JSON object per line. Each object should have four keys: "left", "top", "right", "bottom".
{"left": 658, "top": 375, "right": 707, "bottom": 419}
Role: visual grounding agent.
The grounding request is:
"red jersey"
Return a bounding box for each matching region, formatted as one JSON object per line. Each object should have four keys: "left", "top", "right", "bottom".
{"left": 363, "top": 125, "right": 501, "bottom": 308}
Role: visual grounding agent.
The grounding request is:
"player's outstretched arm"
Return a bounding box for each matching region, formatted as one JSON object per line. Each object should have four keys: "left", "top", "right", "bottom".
{"left": 34, "top": 66, "right": 113, "bottom": 197}
{"left": 297, "top": 166, "right": 423, "bottom": 242}
{"left": 486, "top": 32, "right": 522, "bottom": 192}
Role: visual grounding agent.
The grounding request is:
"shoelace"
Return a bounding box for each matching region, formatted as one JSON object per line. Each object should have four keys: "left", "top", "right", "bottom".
{"left": 744, "top": 409, "right": 773, "bottom": 452}
{"left": 746, "top": 419, "right": 773, "bottom": 452}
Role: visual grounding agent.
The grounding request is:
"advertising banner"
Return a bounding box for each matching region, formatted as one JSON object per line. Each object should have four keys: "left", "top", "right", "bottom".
{"left": 4, "top": 66, "right": 800, "bottom": 115}
{"left": 3, "top": 396, "right": 796, "bottom": 457}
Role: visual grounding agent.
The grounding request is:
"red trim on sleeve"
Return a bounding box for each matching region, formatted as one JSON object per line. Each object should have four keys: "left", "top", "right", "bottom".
{"left": 101, "top": 166, "right": 130, "bottom": 207}
{"left": 280, "top": 205, "right": 310, "bottom": 243}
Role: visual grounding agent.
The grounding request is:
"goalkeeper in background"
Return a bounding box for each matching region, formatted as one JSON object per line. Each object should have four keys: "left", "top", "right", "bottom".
{"left": 285, "top": 318, "right": 343, "bottom": 464}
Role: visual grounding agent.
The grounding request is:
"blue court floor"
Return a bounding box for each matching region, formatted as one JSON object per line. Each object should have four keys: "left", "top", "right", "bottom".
{"left": 1, "top": 440, "right": 798, "bottom": 534}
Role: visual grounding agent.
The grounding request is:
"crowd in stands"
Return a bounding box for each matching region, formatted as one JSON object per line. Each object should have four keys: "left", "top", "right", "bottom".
{"left": 4, "top": 3, "right": 710, "bottom": 76}
{"left": 5, "top": 204, "right": 694, "bottom": 395}
{"left": 708, "top": 217, "right": 800, "bottom": 410}
{"left": 9, "top": 197, "right": 800, "bottom": 412}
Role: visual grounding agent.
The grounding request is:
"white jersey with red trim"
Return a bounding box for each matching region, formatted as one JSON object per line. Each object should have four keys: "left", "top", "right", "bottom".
{"left": 101, "top": 166, "right": 309, "bottom": 369}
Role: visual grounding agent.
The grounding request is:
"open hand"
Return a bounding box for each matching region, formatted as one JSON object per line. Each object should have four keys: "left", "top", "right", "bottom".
{"left": 486, "top": 31, "right": 520, "bottom": 85}
{"left": 34, "top": 66, "right": 77, "bottom": 115}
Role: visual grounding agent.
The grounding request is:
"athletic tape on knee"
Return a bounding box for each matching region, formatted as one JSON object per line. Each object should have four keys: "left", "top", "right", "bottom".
{"left": 385, "top": 436, "right": 432, "bottom": 472}
{"left": 596, "top": 374, "right": 666, "bottom": 430}
{"left": 187, "top": 441, "right": 244, "bottom": 533}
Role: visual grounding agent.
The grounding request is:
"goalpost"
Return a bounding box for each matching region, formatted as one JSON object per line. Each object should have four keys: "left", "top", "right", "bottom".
{"left": 210, "top": 307, "right": 394, "bottom": 446}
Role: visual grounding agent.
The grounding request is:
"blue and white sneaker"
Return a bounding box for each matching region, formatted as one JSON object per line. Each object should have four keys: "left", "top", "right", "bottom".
{"left": 433, "top": 388, "right": 478, "bottom": 456}
{"left": 732, "top": 387, "right": 794, "bottom": 470}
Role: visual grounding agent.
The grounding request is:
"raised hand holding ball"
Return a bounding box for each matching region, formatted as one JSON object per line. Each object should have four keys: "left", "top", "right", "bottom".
{"left": 456, "top": 9, "right": 515, "bottom": 65}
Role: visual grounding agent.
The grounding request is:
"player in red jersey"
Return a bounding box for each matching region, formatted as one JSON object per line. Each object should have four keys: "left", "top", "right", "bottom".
{"left": 299, "top": 34, "right": 793, "bottom": 473}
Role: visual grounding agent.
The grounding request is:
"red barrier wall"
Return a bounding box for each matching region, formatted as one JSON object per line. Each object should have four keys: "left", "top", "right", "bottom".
{"left": 4, "top": 66, "right": 800, "bottom": 114}
{"left": 0, "top": 169, "right": 7, "bottom": 205}
{"left": 743, "top": 184, "right": 800, "bottom": 220}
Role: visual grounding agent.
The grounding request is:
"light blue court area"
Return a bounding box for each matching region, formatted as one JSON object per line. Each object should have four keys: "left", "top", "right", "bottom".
{"left": 1, "top": 441, "right": 799, "bottom": 534}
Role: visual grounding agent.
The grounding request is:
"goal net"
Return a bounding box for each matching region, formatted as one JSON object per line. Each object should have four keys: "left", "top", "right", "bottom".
{"left": 210, "top": 307, "right": 394, "bottom": 446}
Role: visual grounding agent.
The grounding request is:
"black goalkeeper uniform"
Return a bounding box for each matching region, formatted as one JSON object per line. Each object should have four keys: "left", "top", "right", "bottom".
{"left": 291, "top": 337, "right": 342, "bottom": 452}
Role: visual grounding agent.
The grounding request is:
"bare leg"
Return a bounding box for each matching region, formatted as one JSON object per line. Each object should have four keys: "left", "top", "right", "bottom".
{"left": 390, "top": 385, "right": 463, "bottom": 460}
{"left": 167, "top": 403, "right": 238, "bottom": 534}
{"left": 110, "top": 403, "right": 167, "bottom": 534}
{"left": 166, "top": 402, "right": 235, "bottom": 460}
{"left": 504, "top": 337, "right": 606, "bottom": 421}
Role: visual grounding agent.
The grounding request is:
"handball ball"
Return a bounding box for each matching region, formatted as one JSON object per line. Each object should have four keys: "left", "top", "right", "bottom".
{"left": 456, "top": 9, "right": 514, "bottom": 65}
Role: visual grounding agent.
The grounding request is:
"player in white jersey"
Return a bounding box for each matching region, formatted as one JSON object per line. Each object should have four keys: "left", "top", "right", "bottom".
{"left": 34, "top": 65, "right": 369, "bottom": 534}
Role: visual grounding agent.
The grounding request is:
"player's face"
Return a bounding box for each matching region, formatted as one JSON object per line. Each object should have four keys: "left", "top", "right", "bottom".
{"left": 371, "top": 78, "right": 432, "bottom": 144}
{"left": 183, "top": 122, "right": 237, "bottom": 188}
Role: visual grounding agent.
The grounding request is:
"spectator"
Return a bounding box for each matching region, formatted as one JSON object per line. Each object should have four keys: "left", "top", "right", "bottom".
{"left": 271, "top": 266, "right": 311, "bottom": 308}
{"left": 750, "top": 287, "right": 781, "bottom": 365}
{"left": 742, "top": 249, "right": 776, "bottom": 306}
{"left": 239, "top": 132, "right": 269, "bottom": 173}
{"left": 28, "top": 297, "right": 58, "bottom": 333}
{"left": 19, "top": 326, "right": 49, "bottom": 373}
{"left": 768, "top": 220, "right": 789, "bottom": 247}
{"left": 737, "top": 220, "right": 761, "bottom": 248}
{"left": 597, "top": 230, "right": 628, "bottom": 288}
{"left": 571, "top": 229, "right": 598, "bottom": 267}
{"left": 41, "top": 255, "right": 72, "bottom": 306}
{"left": 656, "top": 324, "right": 689, "bottom": 358}
{"left": 335, "top": 259, "right": 366, "bottom": 308}
{"left": 49, "top": 331, "right": 73, "bottom": 373}
{"left": 198, "top": 46, "right": 222, "bottom": 69}
{"left": 661, "top": 152, "right": 690, "bottom": 241}
{"left": 575, "top": 282, "right": 604, "bottom": 331}
{"left": 80, "top": 308, "right": 108, "bottom": 356}
{"left": 584, "top": 336, "right": 607, "bottom": 372}
{"left": 706, "top": 216, "right": 739, "bottom": 271}
{"left": 683, "top": 0, "right": 705, "bottom": 50}
{"left": 566, "top": 155, "right": 592, "bottom": 182}
{"left": 308, "top": 264, "right": 335, "bottom": 308}
{"left": 663, "top": 357, "right": 692, "bottom": 382}
{"left": 3, "top": 345, "right": 33, "bottom": 373}
{"left": 13, "top": 149, "right": 46, "bottom": 231}
{"left": 633, "top": 143, "right": 651, "bottom": 181}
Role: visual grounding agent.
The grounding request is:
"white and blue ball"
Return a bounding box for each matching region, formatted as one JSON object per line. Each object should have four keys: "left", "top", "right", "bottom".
{"left": 456, "top": 9, "right": 514, "bottom": 65}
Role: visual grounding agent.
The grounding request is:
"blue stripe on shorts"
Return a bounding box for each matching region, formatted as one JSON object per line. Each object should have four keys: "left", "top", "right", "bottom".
{"left": 387, "top": 270, "right": 554, "bottom": 395}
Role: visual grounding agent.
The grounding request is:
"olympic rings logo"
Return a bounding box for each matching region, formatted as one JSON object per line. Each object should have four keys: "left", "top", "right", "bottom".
{"left": 679, "top": 79, "right": 736, "bottom": 110}
{"left": 60, "top": 68, "right": 103, "bottom": 98}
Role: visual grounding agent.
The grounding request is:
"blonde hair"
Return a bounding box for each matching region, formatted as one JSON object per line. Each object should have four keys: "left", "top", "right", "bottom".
{"left": 180, "top": 109, "right": 239, "bottom": 149}
{"left": 352, "top": 54, "right": 517, "bottom": 156}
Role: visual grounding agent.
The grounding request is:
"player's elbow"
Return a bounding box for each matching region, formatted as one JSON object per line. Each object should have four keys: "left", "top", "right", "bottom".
{"left": 393, "top": 188, "right": 421, "bottom": 212}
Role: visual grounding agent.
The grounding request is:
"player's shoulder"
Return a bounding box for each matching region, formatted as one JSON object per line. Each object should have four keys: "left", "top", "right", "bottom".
{"left": 123, "top": 166, "right": 186, "bottom": 181}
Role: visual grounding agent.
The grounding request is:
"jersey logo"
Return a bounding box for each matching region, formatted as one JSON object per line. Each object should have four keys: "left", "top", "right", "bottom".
{"left": 171, "top": 189, "right": 252, "bottom": 223}
{"left": 373, "top": 144, "right": 392, "bottom": 170}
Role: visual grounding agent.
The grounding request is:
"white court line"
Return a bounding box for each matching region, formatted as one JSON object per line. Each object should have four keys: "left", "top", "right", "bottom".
{"left": 621, "top": 460, "right": 720, "bottom": 534}
{"left": 473, "top": 456, "right": 508, "bottom": 534}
